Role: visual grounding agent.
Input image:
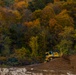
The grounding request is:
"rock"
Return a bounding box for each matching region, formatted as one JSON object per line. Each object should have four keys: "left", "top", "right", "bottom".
{"left": 22, "top": 68, "right": 27, "bottom": 72}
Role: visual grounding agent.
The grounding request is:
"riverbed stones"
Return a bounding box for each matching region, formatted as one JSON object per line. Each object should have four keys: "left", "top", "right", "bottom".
{"left": 0, "top": 68, "right": 27, "bottom": 75}
{"left": 0, "top": 68, "right": 75, "bottom": 75}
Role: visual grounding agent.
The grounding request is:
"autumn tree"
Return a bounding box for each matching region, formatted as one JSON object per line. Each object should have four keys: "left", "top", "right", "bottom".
{"left": 62, "top": 1, "right": 76, "bottom": 28}
{"left": 0, "top": 0, "right": 5, "bottom": 6}
{"left": 56, "top": 9, "right": 74, "bottom": 27}
{"left": 51, "top": 2, "right": 63, "bottom": 14}
{"left": 40, "top": 5, "right": 55, "bottom": 26}
{"left": 56, "top": 26, "right": 75, "bottom": 55}
{"left": 0, "top": 7, "right": 21, "bottom": 27}
{"left": 32, "top": 9, "right": 41, "bottom": 20}
{"left": 13, "top": 0, "right": 28, "bottom": 10}
{"left": 0, "top": 0, "right": 76, "bottom": 65}
{"left": 48, "top": 18, "right": 63, "bottom": 49}
{"left": 21, "top": 9, "right": 32, "bottom": 22}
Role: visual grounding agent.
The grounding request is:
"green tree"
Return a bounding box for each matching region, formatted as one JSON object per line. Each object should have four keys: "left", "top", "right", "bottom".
{"left": 3, "top": 0, "right": 15, "bottom": 7}
{"left": 43, "top": 0, "right": 54, "bottom": 4}
{"left": 2, "top": 36, "right": 11, "bottom": 56}
{"left": 38, "top": 27, "right": 48, "bottom": 58}
{"left": 14, "top": 47, "right": 31, "bottom": 65}
{"left": 56, "top": 26, "right": 75, "bottom": 55}
{"left": 57, "top": 39, "right": 73, "bottom": 55}
{"left": 73, "top": 29, "right": 76, "bottom": 53}
{"left": 29, "top": 36, "right": 39, "bottom": 58}
{"left": 9, "top": 24, "right": 25, "bottom": 49}
{"left": 28, "top": 0, "right": 45, "bottom": 11}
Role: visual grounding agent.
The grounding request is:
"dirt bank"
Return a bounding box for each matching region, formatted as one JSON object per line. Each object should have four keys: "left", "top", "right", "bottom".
{"left": 26, "top": 54, "right": 76, "bottom": 74}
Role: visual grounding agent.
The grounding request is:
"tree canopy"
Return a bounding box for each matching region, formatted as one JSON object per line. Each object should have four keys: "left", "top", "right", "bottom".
{"left": 0, "top": 0, "right": 76, "bottom": 66}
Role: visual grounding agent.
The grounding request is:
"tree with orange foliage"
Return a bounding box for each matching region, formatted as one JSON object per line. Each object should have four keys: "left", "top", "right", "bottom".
{"left": 40, "top": 5, "right": 55, "bottom": 26}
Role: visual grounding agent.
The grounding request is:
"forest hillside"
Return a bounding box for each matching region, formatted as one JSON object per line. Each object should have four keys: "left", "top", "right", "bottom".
{"left": 0, "top": 0, "right": 76, "bottom": 66}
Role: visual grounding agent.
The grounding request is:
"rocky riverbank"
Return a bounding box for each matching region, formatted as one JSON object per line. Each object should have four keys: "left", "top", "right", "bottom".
{"left": 0, "top": 67, "right": 75, "bottom": 75}
{"left": 0, "top": 54, "right": 76, "bottom": 75}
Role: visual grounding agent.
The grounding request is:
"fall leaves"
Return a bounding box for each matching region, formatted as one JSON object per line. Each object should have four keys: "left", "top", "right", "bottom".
{"left": 0, "top": 0, "right": 76, "bottom": 66}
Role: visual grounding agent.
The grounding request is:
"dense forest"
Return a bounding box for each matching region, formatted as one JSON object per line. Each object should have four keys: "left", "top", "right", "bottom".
{"left": 0, "top": 0, "right": 76, "bottom": 66}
